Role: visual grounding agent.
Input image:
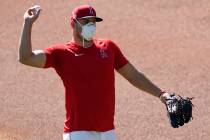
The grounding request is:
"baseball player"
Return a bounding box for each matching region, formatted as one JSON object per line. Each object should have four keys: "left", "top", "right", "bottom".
{"left": 19, "top": 5, "right": 170, "bottom": 140}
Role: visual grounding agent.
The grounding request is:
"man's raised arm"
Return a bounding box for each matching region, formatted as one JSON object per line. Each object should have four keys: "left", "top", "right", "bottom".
{"left": 18, "top": 5, "right": 46, "bottom": 68}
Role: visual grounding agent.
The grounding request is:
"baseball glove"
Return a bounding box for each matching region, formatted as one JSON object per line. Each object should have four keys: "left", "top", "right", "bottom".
{"left": 165, "top": 93, "right": 194, "bottom": 128}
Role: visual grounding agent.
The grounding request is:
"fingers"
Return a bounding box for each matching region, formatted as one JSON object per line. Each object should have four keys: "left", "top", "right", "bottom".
{"left": 28, "top": 5, "right": 41, "bottom": 17}
{"left": 24, "top": 5, "right": 41, "bottom": 22}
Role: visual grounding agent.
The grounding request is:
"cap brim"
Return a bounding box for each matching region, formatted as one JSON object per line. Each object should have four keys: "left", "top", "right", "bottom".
{"left": 77, "top": 16, "right": 103, "bottom": 22}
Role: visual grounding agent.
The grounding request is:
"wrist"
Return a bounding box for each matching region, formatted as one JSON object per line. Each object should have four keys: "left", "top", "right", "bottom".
{"left": 23, "top": 20, "right": 33, "bottom": 27}
{"left": 158, "top": 90, "right": 166, "bottom": 98}
{"left": 159, "top": 91, "right": 167, "bottom": 104}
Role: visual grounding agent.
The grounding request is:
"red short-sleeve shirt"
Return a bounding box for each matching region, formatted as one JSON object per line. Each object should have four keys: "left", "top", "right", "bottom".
{"left": 44, "top": 39, "right": 128, "bottom": 132}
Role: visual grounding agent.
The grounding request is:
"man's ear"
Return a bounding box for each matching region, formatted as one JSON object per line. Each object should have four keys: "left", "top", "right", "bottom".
{"left": 70, "top": 18, "right": 75, "bottom": 28}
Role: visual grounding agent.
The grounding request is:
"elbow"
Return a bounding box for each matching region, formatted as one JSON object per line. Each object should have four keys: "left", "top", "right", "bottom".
{"left": 18, "top": 53, "right": 33, "bottom": 64}
{"left": 126, "top": 73, "right": 138, "bottom": 85}
{"left": 128, "top": 72, "right": 143, "bottom": 87}
{"left": 18, "top": 56, "right": 28, "bottom": 64}
{"left": 18, "top": 57, "right": 25, "bottom": 64}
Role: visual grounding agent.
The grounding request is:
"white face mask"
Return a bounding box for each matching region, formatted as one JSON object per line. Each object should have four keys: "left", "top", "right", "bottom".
{"left": 76, "top": 19, "right": 96, "bottom": 41}
{"left": 80, "top": 22, "right": 96, "bottom": 41}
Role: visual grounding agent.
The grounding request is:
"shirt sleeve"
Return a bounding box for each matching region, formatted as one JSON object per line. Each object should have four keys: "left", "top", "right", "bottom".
{"left": 43, "top": 45, "right": 60, "bottom": 68}
{"left": 108, "top": 40, "right": 129, "bottom": 70}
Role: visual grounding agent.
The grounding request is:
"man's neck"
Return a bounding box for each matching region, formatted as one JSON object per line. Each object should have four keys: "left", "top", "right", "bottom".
{"left": 72, "top": 36, "right": 94, "bottom": 48}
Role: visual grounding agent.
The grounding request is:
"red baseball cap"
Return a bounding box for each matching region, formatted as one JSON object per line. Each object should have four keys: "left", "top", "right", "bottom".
{"left": 71, "top": 5, "right": 103, "bottom": 22}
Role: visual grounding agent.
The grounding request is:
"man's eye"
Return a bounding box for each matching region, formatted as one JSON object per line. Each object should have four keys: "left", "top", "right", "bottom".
{"left": 84, "top": 20, "right": 89, "bottom": 24}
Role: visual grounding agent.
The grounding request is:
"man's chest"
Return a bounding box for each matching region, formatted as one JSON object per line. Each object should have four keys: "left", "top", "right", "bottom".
{"left": 57, "top": 47, "right": 115, "bottom": 82}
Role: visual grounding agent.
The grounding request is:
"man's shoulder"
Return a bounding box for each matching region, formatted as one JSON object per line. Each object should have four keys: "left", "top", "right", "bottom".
{"left": 48, "top": 44, "right": 67, "bottom": 49}
{"left": 44, "top": 44, "right": 67, "bottom": 52}
{"left": 94, "top": 38, "right": 113, "bottom": 43}
{"left": 94, "top": 39, "right": 117, "bottom": 48}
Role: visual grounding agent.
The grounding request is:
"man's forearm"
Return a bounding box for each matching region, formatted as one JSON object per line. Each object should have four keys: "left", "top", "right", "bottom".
{"left": 129, "top": 71, "right": 163, "bottom": 98}
{"left": 18, "top": 22, "right": 33, "bottom": 61}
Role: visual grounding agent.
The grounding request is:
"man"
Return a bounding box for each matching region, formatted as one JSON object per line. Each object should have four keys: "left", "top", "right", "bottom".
{"left": 19, "top": 5, "right": 169, "bottom": 140}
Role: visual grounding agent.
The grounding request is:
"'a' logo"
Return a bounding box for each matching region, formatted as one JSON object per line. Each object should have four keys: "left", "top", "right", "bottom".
{"left": 100, "top": 49, "right": 108, "bottom": 58}
{"left": 89, "top": 6, "right": 94, "bottom": 15}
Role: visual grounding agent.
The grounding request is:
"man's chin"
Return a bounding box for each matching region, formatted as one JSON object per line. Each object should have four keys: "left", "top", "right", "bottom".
{"left": 84, "top": 38, "right": 93, "bottom": 42}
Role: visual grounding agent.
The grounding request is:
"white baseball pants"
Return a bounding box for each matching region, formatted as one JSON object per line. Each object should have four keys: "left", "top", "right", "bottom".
{"left": 63, "top": 129, "right": 116, "bottom": 140}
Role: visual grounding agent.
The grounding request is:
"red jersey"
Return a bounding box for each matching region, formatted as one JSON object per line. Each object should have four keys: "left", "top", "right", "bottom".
{"left": 44, "top": 39, "right": 128, "bottom": 132}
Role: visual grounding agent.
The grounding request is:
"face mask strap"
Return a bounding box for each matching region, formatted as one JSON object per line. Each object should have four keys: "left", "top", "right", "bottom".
{"left": 74, "top": 18, "right": 82, "bottom": 26}
{"left": 74, "top": 18, "right": 86, "bottom": 47}
{"left": 82, "top": 37, "right": 85, "bottom": 47}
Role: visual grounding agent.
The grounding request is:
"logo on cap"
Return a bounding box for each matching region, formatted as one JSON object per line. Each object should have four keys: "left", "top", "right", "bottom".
{"left": 89, "top": 6, "right": 94, "bottom": 15}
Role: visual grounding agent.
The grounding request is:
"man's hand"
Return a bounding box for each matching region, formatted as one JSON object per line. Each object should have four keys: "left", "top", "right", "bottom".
{"left": 24, "top": 5, "right": 41, "bottom": 24}
{"left": 160, "top": 92, "right": 170, "bottom": 104}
